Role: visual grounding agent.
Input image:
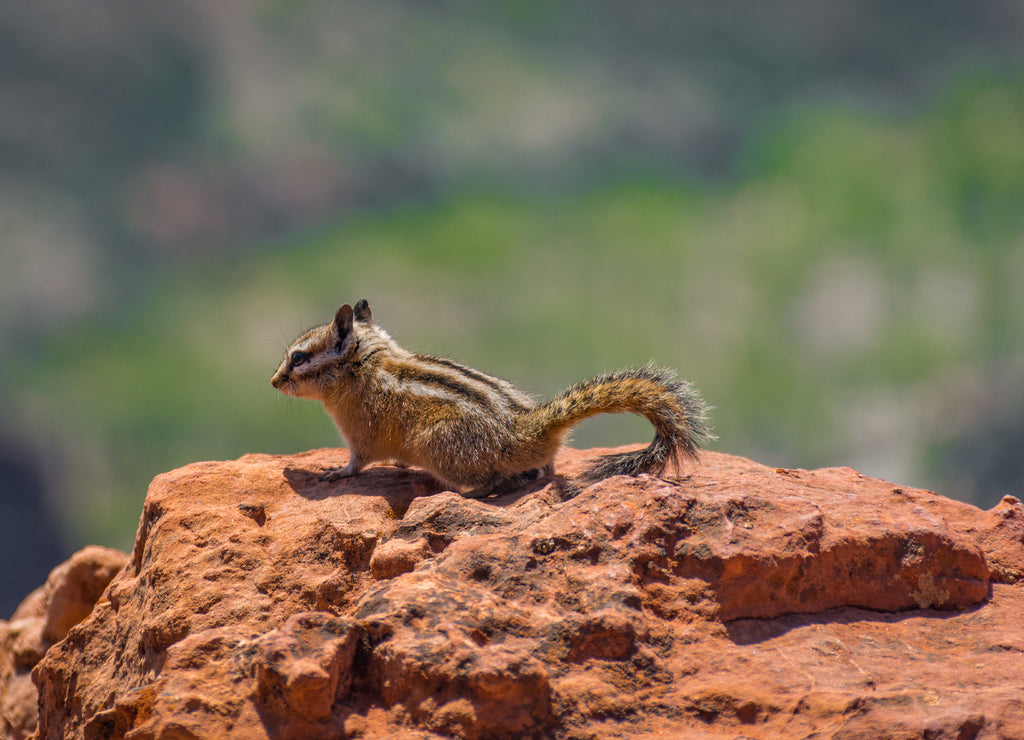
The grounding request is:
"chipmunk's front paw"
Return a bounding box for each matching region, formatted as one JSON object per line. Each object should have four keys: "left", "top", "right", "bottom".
{"left": 320, "top": 465, "right": 355, "bottom": 482}
{"left": 319, "top": 455, "right": 363, "bottom": 482}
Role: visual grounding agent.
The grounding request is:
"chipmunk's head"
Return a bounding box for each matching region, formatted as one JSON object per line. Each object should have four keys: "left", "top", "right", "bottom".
{"left": 271, "top": 299, "right": 374, "bottom": 399}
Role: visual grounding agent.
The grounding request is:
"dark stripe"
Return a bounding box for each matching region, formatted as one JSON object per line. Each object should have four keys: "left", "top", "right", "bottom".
{"left": 389, "top": 362, "right": 495, "bottom": 410}
{"left": 361, "top": 346, "right": 386, "bottom": 363}
{"left": 418, "top": 355, "right": 531, "bottom": 411}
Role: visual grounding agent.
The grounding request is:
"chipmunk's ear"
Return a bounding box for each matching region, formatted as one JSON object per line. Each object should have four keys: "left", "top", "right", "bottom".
{"left": 332, "top": 304, "right": 354, "bottom": 342}
{"left": 353, "top": 298, "right": 373, "bottom": 324}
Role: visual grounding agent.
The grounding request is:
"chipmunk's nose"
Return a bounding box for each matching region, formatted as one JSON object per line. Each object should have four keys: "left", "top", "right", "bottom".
{"left": 270, "top": 372, "right": 285, "bottom": 389}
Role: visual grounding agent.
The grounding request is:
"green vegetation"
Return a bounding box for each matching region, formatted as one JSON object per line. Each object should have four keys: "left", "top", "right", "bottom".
{"left": 11, "top": 74, "right": 1024, "bottom": 547}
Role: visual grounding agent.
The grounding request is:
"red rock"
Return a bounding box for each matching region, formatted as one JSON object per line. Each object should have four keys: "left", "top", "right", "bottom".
{"left": 2, "top": 447, "right": 1022, "bottom": 739}
{"left": 0, "top": 546, "right": 127, "bottom": 740}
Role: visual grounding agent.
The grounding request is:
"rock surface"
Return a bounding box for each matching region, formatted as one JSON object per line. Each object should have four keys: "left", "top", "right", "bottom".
{"left": 0, "top": 546, "right": 128, "bottom": 740}
{"left": 2, "top": 447, "right": 1023, "bottom": 739}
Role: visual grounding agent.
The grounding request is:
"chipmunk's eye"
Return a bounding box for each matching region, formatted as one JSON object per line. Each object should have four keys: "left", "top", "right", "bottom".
{"left": 289, "top": 351, "right": 311, "bottom": 369}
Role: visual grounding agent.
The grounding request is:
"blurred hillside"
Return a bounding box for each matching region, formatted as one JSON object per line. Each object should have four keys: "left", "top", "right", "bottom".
{"left": 2, "top": 0, "right": 1023, "bottom": 614}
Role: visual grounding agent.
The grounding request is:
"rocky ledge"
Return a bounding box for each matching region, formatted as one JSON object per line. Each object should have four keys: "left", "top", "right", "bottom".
{"left": 2, "top": 447, "right": 1023, "bottom": 739}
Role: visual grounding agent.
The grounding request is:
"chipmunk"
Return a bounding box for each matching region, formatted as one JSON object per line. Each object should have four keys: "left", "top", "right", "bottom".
{"left": 271, "top": 299, "right": 712, "bottom": 497}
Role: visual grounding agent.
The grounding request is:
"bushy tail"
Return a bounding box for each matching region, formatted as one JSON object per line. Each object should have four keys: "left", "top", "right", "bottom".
{"left": 519, "top": 365, "right": 713, "bottom": 482}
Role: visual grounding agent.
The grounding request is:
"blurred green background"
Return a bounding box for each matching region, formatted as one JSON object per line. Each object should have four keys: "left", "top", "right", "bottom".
{"left": 2, "top": 0, "right": 1023, "bottom": 614}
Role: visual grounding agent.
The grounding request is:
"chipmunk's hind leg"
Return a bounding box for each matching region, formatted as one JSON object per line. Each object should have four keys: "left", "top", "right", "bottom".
{"left": 460, "top": 467, "right": 548, "bottom": 499}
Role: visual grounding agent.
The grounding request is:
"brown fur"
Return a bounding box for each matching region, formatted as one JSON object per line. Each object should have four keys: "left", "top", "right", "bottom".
{"left": 272, "top": 300, "right": 712, "bottom": 496}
